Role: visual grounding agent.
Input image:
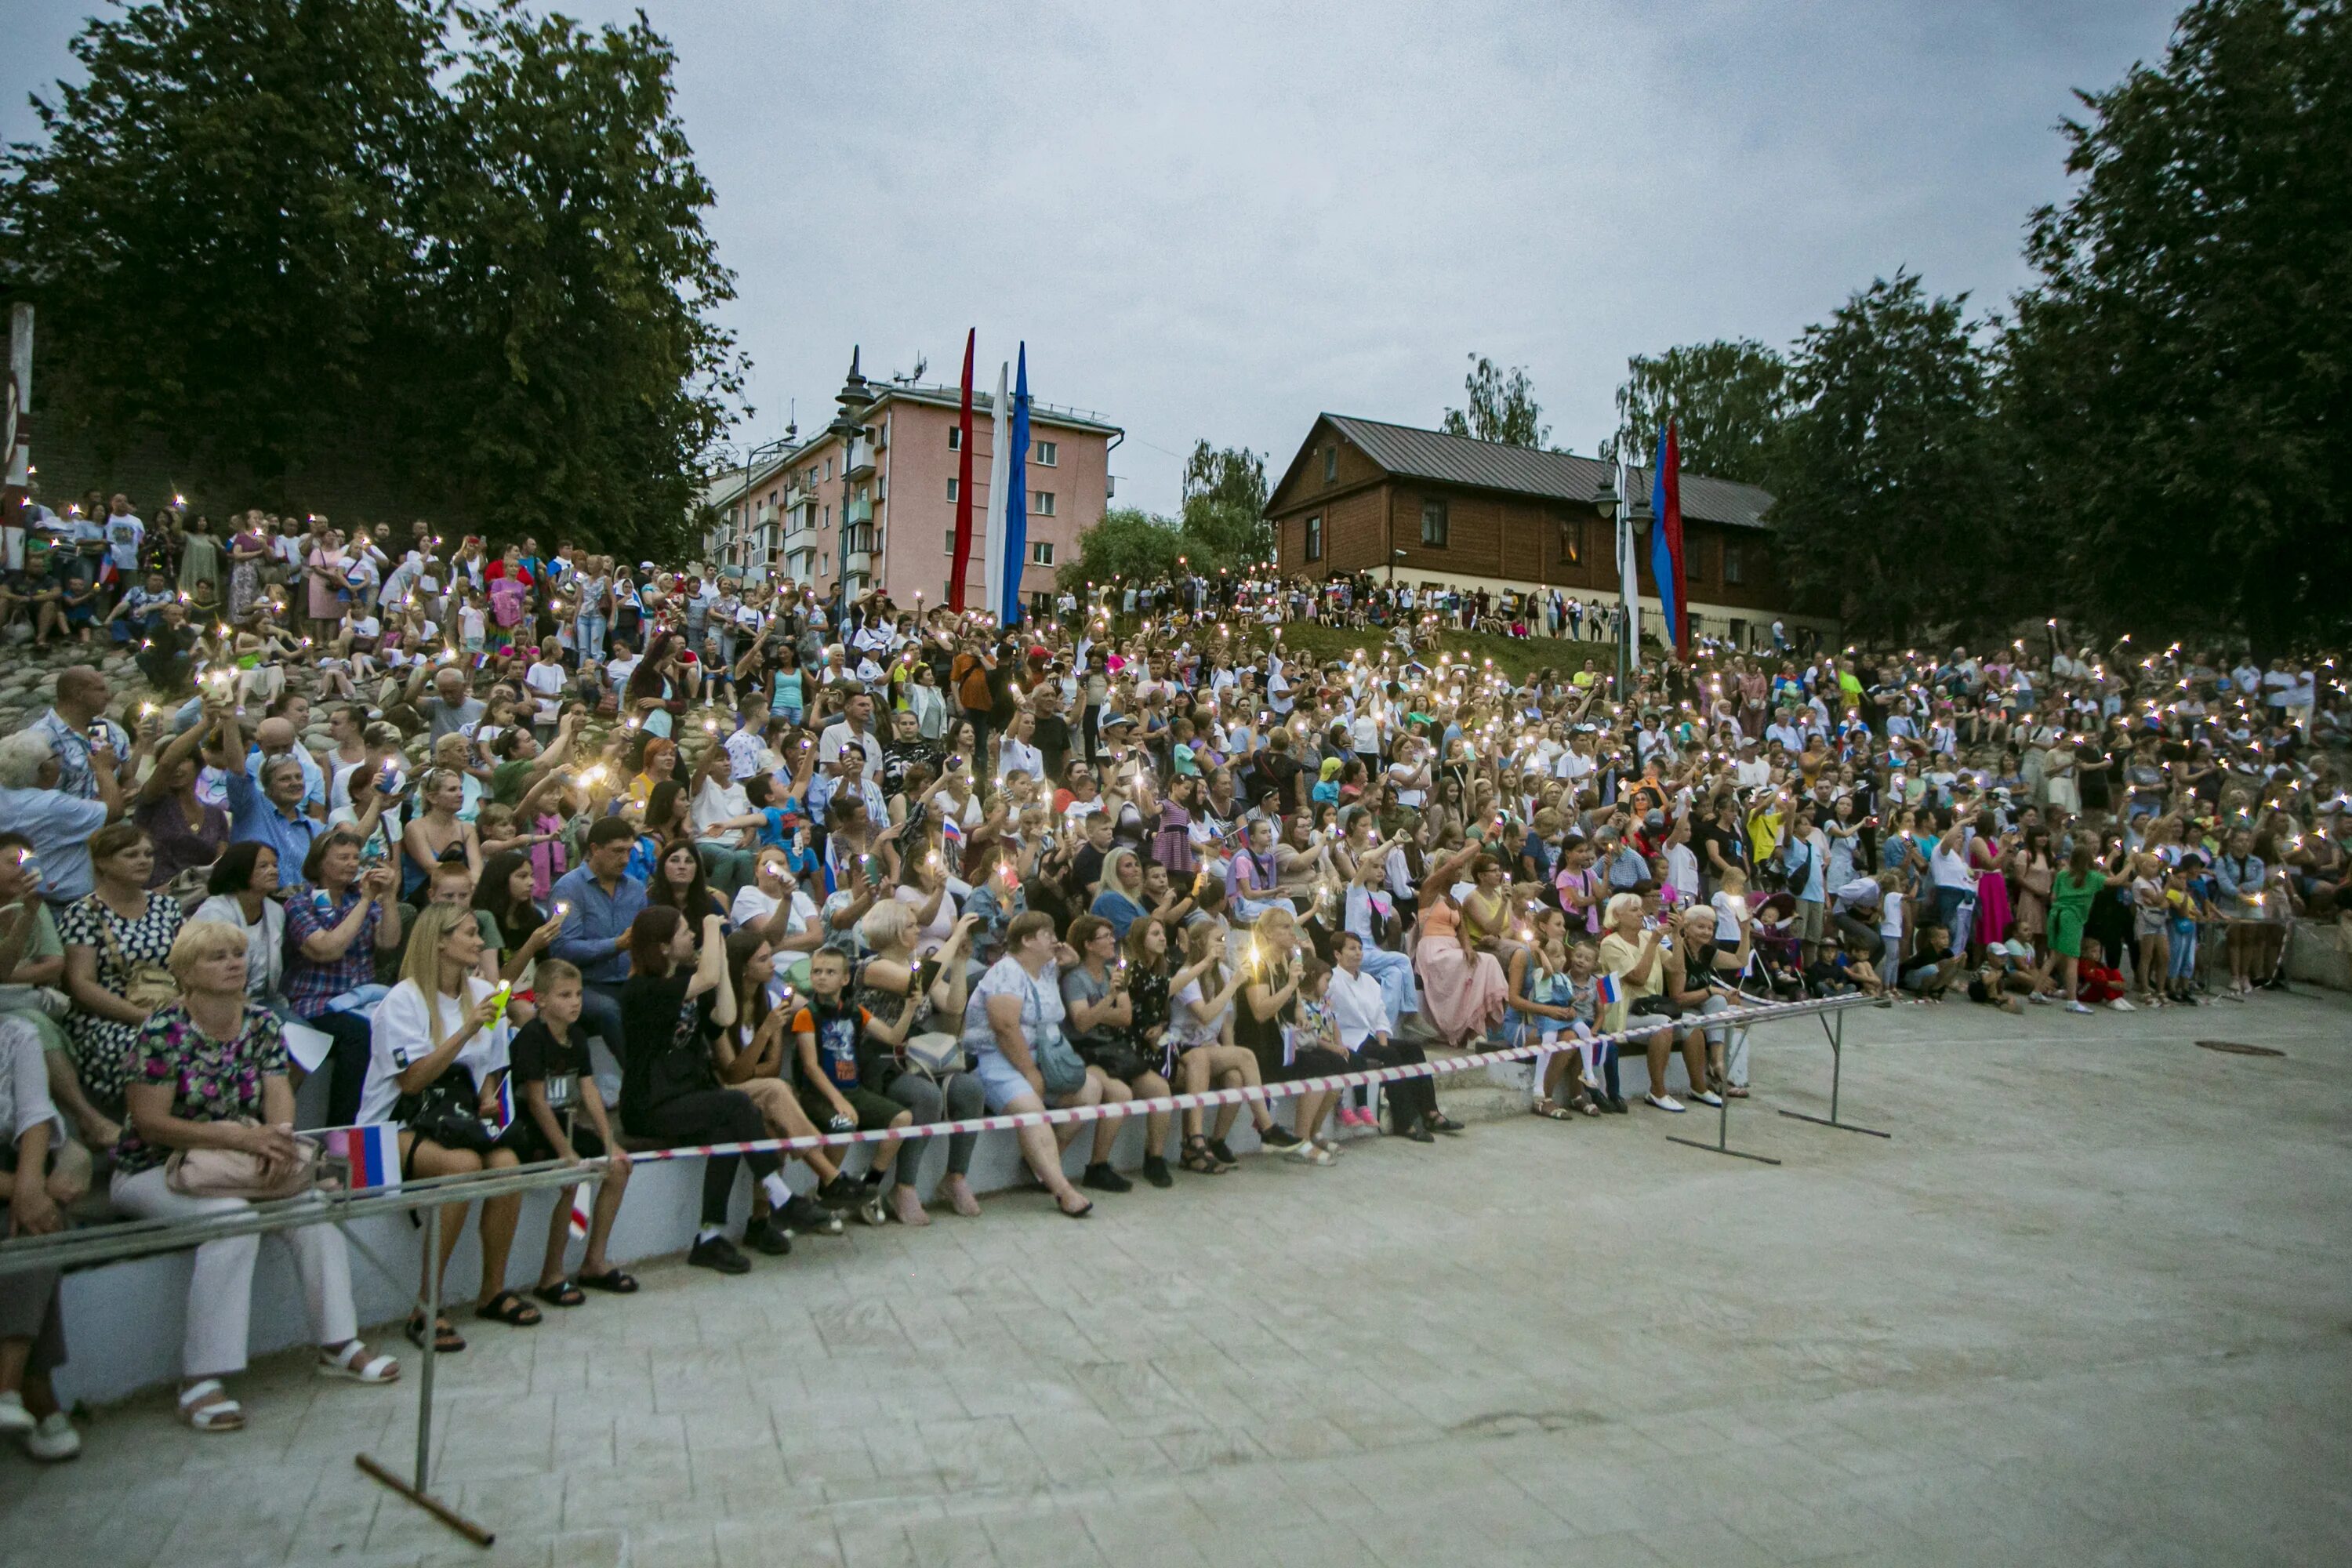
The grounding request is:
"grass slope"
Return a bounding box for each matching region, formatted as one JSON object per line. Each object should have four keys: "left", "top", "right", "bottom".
{"left": 1260, "top": 621, "right": 1620, "bottom": 683}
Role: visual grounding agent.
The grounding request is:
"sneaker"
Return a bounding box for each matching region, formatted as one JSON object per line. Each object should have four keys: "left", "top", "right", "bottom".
{"left": 688, "top": 1234, "right": 750, "bottom": 1275}
{"left": 1141, "top": 1156, "right": 1174, "bottom": 1189}
{"left": 1645, "top": 1093, "right": 1686, "bottom": 1113}
{"left": 0, "top": 1392, "right": 31, "bottom": 1436}
{"left": 1605, "top": 1095, "right": 1628, "bottom": 1115}
{"left": 2026, "top": 991, "right": 2051, "bottom": 1005}
{"left": 815, "top": 1177, "right": 860, "bottom": 1210}
{"left": 21, "top": 1412, "right": 78, "bottom": 1463}
{"left": 750, "top": 1217, "right": 793, "bottom": 1256}
{"left": 855, "top": 1187, "right": 888, "bottom": 1227}
{"left": 2109, "top": 998, "right": 2136, "bottom": 1012}
{"left": 1259, "top": 1124, "right": 1305, "bottom": 1150}
{"left": 2066, "top": 1000, "right": 2094, "bottom": 1014}
{"left": 1207, "top": 1138, "right": 1239, "bottom": 1169}
{"left": 782, "top": 1193, "right": 844, "bottom": 1236}
{"left": 1690, "top": 1090, "right": 1725, "bottom": 1108}
{"left": 1081, "top": 1162, "right": 1133, "bottom": 1193}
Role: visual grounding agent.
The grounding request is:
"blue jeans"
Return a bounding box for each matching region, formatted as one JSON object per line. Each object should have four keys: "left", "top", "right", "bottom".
{"left": 576, "top": 612, "right": 608, "bottom": 662}
{"left": 1358, "top": 946, "right": 1419, "bottom": 1028}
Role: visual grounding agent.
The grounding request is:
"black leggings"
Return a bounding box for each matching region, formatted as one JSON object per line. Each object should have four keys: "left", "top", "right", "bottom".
{"left": 307, "top": 1010, "right": 375, "bottom": 1127}
{"left": 1358, "top": 1037, "right": 1437, "bottom": 1130}
{"left": 633, "top": 1090, "right": 781, "bottom": 1226}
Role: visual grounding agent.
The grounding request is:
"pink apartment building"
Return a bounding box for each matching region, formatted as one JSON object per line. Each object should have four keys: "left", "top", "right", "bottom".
{"left": 707, "top": 382, "right": 1121, "bottom": 616}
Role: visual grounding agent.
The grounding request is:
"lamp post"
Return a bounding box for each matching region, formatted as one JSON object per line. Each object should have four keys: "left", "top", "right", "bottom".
{"left": 829, "top": 347, "right": 873, "bottom": 624}
{"left": 1624, "top": 480, "right": 1652, "bottom": 692}
{"left": 1593, "top": 470, "right": 1621, "bottom": 685}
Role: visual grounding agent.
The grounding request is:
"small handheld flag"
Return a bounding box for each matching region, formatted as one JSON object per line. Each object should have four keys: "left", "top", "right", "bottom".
{"left": 1595, "top": 972, "right": 1623, "bottom": 1008}
{"left": 568, "top": 1195, "right": 592, "bottom": 1241}
{"left": 327, "top": 1124, "right": 401, "bottom": 1191}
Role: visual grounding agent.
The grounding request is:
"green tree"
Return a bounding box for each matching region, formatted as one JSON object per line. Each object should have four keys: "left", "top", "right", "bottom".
{"left": 2005, "top": 0, "right": 2352, "bottom": 648}
{"left": 1768, "top": 272, "right": 2016, "bottom": 641}
{"left": 0, "top": 0, "right": 744, "bottom": 556}
{"left": 1601, "top": 339, "right": 1790, "bottom": 483}
{"left": 0, "top": 0, "right": 445, "bottom": 484}
{"left": 417, "top": 2, "right": 744, "bottom": 563}
{"left": 1179, "top": 439, "right": 1270, "bottom": 565}
{"left": 1439, "top": 354, "right": 1548, "bottom": 447}
{"left": 1055, "top": 506, "right": 1192, "bottom": 592}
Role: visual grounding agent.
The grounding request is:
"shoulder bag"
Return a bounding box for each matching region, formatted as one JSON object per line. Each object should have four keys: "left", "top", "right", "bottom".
{"left": 97, "top": 905, "right": 180, "bottom": 1012}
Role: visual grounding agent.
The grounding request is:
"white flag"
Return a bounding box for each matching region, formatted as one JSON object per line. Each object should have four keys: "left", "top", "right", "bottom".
{"left": 1617, "top": 454, "right": 1640, "bottom": 669}
{"left": 982, "top": 362, "right": 1011, "bottom": 625}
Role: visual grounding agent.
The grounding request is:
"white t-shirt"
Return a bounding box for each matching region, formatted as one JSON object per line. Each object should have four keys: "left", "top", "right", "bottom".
{"left": 524, "top": 659, "right": 567, "bottom": 723}
{"left": 104, "top": 514, "right": 145, "bottom": 572}
{"left": 730, "top": 884, "right": 818, "bottom": 935}
{"left": 361, "top": 976, "right": 512, "bottom": 1128}
{"left": 604, "top": 654, "right": 641, "bottom": 690}
{"left": 190, "top": 894, "right": 285, "bottom": 1002}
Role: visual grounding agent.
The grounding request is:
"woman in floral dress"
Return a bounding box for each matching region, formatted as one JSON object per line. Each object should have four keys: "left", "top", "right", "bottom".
{"left": 57, "top": 823, "right": 186, "bottom": 1127}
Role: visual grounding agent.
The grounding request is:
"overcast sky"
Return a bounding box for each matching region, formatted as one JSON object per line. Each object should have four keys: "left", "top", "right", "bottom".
{"left": 3, "top": 0, "right": 2183, "bottom": 511}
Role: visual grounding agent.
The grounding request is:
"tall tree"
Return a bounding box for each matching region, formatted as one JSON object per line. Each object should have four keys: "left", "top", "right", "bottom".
{"left": 2005, "top": 0, "right": 2352, "bottom": 649}
{"left": 0, "top": 0, "right": 745, "bottom": 554}
{"left": 1054, "top": 506, "right": 1192, "bottom": 592}
{"left": 417, "top": 1, "right": 743, "bottom": 562}
{"left": 1439, "top": 354, "right": 1549, "bottom": 447}
{"left": 1180, "top": 439, "right": 1270, "bottom": 565}
{"left": 1768, "top": 272, "right": 2015, "bottom": 641}
{"left": 1601, "top": 339, "right": 1790, "bottom": 483}
{"left": 0, "top": 0, "right": 446, "bottom": 483}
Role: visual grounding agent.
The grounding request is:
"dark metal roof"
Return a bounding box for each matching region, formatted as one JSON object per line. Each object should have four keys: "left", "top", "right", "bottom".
{"left": 1318, "top": 413, "right": 1773, "bottom": 530}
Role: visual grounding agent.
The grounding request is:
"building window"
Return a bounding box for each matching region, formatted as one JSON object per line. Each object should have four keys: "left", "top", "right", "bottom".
{"left": 1304, "top": 514, "right": 1323, "bottom": 562}
{"left": 1685, "top": 535, "right": 1704, "bottom": 583}
{"left": 1723, "top": 541, "right": 1745, "bottom": 584}
{"left": 822, "top": 506, "right": 830, "bottom": 529}
{"left": 1323, "top": 446, "right": 1338, "bottom": 484}
{"left": 1420, "top": 499, "right": 1449, "bottom": 548}
{"left": 944, "top": 529, "right": 957, "bottom": 556}
{"left": 1029, "top": 590, "right": 1053, "bottom": 619}
{"left": 1033, "top": 439, "right": 1058, "bottom": 466}
{"left": 946, "top": 477, "right": 959, "bottom": 502}
{"left": 1559, "top": 517, "right": 1583, "bottom": 565}
{"left": 806, "top": 466, "right": 819, "bottom": 489}
{"left": 948, "top": 427, "right": 961, "bottom": 451}
{"left": 1030, "top": 541, "right": 1054, "bottom": 566}
{"left": 1032, "top": 492, "right": 1055, "bottom": 517}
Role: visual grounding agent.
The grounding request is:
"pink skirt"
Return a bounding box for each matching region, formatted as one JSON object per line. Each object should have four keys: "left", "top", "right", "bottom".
{"left": 1414, "top": 933, "right": 1509, "bottom": 1047}
{"left": 1973, "top": 871, "right": 2012, "bottom": 946}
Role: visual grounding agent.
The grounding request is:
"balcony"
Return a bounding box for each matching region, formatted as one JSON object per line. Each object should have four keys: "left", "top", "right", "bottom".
{"left": 845, "top": 437, "right": 876, "bottom": 479}
{"left": 782, "top": 503, "right": 817, "bottom": 543}
{"left": 845, "top": 495, "right": 873, "bottom": 528}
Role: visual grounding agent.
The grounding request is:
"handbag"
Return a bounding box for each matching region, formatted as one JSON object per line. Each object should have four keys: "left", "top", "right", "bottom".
{"left": 901, "top": 1031, "right": 966, "bottom": 1079}
{"left": 393, "top": 1065, "right": 497, "bottom": 1155}
{"left": 165, "top": 1118, "right": 325, "bottom": 1201}
{"left": 1080, "top": 1036, "right": 1149, "bottom": 1085}
{"left": 1033, "top": 1026, "right": 1088, "bottom": 1098}
{"left": 97, "top": 906, "right": 179, "bottom": 1011}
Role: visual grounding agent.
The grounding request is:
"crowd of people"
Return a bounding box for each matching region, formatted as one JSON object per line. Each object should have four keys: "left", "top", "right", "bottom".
{"left": 1, "top": 492, "right": 2347, "bottom": 1461}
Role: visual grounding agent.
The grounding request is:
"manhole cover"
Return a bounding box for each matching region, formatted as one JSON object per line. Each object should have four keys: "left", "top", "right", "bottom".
{"left": 2197, "top": 1040, "right": 2285, "bottom": 1058}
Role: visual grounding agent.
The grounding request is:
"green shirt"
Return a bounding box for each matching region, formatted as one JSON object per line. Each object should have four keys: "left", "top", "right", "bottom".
{"left": 2049, "top": 869, "right": 2107, "bottom": 920}
{"left": 491, "top": 759, "right": 536, "bottom": 807}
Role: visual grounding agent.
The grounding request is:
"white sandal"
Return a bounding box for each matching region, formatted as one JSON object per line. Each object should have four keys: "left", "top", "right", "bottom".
{"left": 176, "top": 1379, "right": 245, "bottom": 1432}
{"left": 318, "top": 1341, "right": 401, "bottom": 1385}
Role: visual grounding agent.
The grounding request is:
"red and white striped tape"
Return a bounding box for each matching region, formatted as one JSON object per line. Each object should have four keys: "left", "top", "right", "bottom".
{"left": 616, "top": 994, "right": 1845, "bottom": 1167}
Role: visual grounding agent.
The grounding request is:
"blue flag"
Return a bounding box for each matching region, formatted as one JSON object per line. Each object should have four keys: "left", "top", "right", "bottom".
{"left": 1000, "top": 344, "right": 1031, "bottom": 627}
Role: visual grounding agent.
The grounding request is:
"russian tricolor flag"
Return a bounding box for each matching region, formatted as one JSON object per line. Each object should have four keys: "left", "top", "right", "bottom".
{"left": 1595, "top": 972, "right": 1623, "bottom": 1009}
{"left": 328, "top": 1124, "right": 401, "bottom": 1191}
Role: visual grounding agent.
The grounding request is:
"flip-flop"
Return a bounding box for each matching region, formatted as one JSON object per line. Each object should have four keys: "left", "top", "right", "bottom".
{"left": 474, "top": 1290, "right": 543, "bottom": 1327}
{"left": 1058, "top": 1196, "right": 1094, "bottom": 1219}
{"left": 576, "top": 1268, "right": 639, "bottom": 1294}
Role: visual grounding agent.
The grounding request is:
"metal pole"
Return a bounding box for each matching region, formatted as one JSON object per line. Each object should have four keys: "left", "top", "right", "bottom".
{"left": 1664, "top": 1020, "right": 1780, "bottom": 1166}
{"left": 1779, "top": 1002, "right": 1893, "bottom": 1138}
{"left": 414, "top": 1202, "right": 439, "bottom": 1489}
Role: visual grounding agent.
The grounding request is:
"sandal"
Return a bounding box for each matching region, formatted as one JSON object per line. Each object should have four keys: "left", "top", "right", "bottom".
{"left": 576, "top": 1268, "right": 640, "bottom": 1294}
{"left": 1181, "top": 1135, "right": 1225, "bottom": 1176}
{"left": 176, "top": 1379, "right": 245, "bottom": 1432}
{"left": 473, "top": 1291, "right": 543, "bottom": 1328}
{"left": 318, "top": 1341, "right": 401, "bottom": 1385}
{"left": 532, "top": 1279, "right": 587, "bottom": 1308}
{"left": 405, "top": 1312, "right": 466, "bottom": 1353}
{"left": 1057, "top": 1193, "right": 1094, "bottom": 1218}
{"left": 1530, "top": 1098, "right": 1573, "bottom": 1121}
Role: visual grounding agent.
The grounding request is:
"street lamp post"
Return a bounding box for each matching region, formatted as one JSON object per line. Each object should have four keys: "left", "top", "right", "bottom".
{"left": 829, "top": 347, "right": 873, "bottom": 625}
{"left": 1593, "top": 470, "right": 1621, "bottom": 685}
{"left": 1624, "top": 480, "right": 1652, "bottom": 693}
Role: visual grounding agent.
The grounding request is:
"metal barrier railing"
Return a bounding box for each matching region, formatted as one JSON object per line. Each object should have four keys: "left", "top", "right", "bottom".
{"left": 0, "top": 990, "right": 1887, "bottom": 1546}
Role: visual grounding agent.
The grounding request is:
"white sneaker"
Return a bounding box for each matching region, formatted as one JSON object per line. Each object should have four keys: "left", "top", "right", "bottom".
{"left": 1691, "top": 1090, "right": 1725, "bottom": 1108}
{"left": 2026, "top": 991, "right": 2051, "bottom": 1005}
{"left": 2066, "top": 1000, "right": 2094, "bottom": 1014}
{"left": 2109, "top": 998, "right": 2136, "bottom": 1011}
{"left": 1645, "top": 1093, "right": 1686, "bottom": 1112}
{"left": 21, "top": 1411, "right": 78, "bottom": 1462}
{"left": 0, "top": 1392, "right": 31, "bottom": 1435}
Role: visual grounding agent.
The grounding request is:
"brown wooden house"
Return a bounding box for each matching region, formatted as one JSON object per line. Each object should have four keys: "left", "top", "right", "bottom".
{"left": 1265, "top": 414, "right": 1827, "bottom": 646}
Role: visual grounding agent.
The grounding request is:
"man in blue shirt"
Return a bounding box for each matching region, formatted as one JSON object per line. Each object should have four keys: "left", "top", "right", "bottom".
{"left": 219, "top": 709, "right": 325, "bottom": 869}
{"left": 552, "top": 817, "right": 649, "bottom": 1056}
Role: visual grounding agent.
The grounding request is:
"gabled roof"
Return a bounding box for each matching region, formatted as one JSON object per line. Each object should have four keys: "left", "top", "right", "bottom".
{"left": 1283, "top": 413, "right": 1773, "bottom": 529}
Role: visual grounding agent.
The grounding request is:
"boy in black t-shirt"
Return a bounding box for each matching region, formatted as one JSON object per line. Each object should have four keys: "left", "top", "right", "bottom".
{"left": 793, "top": 948, "right": 913, "bottom": 1229}
{"left": 506, "top": 960, "right": 638, "bottom": 1301}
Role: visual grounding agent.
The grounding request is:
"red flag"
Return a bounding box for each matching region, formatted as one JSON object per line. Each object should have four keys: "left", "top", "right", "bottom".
{"left": 948, "top": 329, "right": 977, "bottom": 610}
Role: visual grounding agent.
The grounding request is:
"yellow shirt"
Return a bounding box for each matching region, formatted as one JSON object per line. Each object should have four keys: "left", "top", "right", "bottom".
{"left": 1597, "top": 930, "right": 1661, "bottom": 1033}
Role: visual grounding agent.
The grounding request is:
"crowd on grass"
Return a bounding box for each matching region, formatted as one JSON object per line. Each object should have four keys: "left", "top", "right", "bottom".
{"left": 0, "top": 490, "right": 2347, "bottom": 1460}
